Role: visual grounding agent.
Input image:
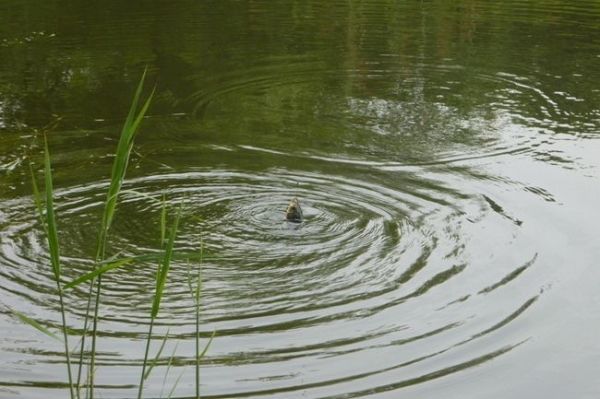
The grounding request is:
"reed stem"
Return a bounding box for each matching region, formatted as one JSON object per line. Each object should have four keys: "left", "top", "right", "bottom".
{"left": 195, "top": 269, "right": 202, "bottom": 398}
{"left": 75, "top": 283, "right": 93, "bottom": 398}
{"left": 57, "top": 283, "right": 75, "bottom": 399}
{"left": 88, "top": 274, "right": 103, "bottom": 399}
{"left": 137, "top": 316, "right": 156, "bottom": 399}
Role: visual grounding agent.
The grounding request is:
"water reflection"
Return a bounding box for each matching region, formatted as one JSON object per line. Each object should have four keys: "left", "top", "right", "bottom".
{"left": 1, "top": 0, "right": 600, "bottom": 398}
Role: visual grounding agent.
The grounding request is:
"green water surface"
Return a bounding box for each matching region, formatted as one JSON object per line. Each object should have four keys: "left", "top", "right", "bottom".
{"left": 1, "top": 1, "right": 599, "bottom": 398}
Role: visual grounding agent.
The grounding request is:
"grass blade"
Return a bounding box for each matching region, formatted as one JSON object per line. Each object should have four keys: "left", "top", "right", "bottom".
{"left": 167, "top": 371, "right": 184, "bottom": 399}
{"left": 139, "top": 205, "right": 181, "bottom": 399}
{"left": 199, "top": 330, "right": 216, "bottom": 359}
{"left": 11, "top": 309, "right": 60, "bottom": 341}
{"left": 43, "top": 135, "right": 60, "bottom": 281}
{"left": 81, "top": 69, "right": 154, "bottom": 398}
{"left": 63, "top": 258, "right": 133, "bottom": 290}
{"left": 186, "top": 263, "right": 193, "bottom": 298}
{"left": 160, "top": 194, "right": 166, "bottom": 248}
{"left": 33, "top": 137, "right": 76, "bottom": 399}
{"left": 100, "top": 73, "right": 155, "bottom": 244}
{"left": 152, "top": 206, "right": 181, "bottom": 318}
{"left": 159, "top": 342, "right": 179, "bottom": 398}
{"left": 143, "top": 329, "right": 170, "bottom": 381}
{"left": 186, "top": 261, "right": 200, "bottom": 300}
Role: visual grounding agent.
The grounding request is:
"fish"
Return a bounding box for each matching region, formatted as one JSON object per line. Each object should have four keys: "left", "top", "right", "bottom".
{"left": 285, "top": 197, "right": 303, "bottom": 223}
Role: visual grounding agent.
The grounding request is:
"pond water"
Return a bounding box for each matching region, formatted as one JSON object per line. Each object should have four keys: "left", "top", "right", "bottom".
{"left": 1, "top": 1, "right": 600, "bottom": 398}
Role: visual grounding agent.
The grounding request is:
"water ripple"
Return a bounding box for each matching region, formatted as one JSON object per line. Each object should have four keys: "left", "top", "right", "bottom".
{"left": 0, "top": 160, "right": 541, "bottom": 397}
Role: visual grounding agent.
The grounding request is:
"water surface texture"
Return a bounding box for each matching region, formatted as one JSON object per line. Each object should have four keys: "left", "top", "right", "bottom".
{"left": 1, "top": 1, "right": 600, "bottom": 398}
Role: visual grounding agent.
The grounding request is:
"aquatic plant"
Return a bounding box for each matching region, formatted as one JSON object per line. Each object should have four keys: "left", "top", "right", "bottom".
{"left": 29, "top": 137, "right": 75, "bottom": 399}
{"left": 138, "top": 203, "right": 181, "bottom": 398}
{"left": 84, "top": 68, "right": 154, "bottom": 398}
{"left": 23, "top": 68, "right": 212, "bottom": 398}
{"left": 187, "top": 239, "right": 215, "bottom": 399}
{"left": 28, "top": 69, "right": 154, "bottom": 398}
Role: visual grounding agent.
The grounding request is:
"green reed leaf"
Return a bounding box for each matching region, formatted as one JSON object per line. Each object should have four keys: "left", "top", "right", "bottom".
{"left": 98, "top": 69, "right": 154, "bottom": 255}
{"left": 167, "top": 371, "right": 184, "bottom": 399}
{"left": 159, "top": 342, "right": 179, "bottom": 398}
{"left": 31, "top": 143, "right": 76, "bottom": 398}
{"left": 186, "top": 262, "right": 201, "bottom": 302}
{"left": 186, "top": 263, "right": 193, "bottom": 298}
{"left": 11, "top": 309, "right": 60, "bottom": 341}
{"left": 63, "top": 258, "right": 133, "bottom": 290}
{"left": 160, "top": 194, "right": 167, "bottom": 248}
{"left": 195, "top": 239, "right": 203, "bottom": 303}
{"left": 43, "top": 136, "right": 61, "bottom": 281}
{"left": 82, "top": 69, "right": 154, "bottom": 399}
{"left": 143, "top": 329, "right": 170, "bottom": 381}
{"left": 152, "top": 206, "right": 181, "bottom": 318}
{"left": 199, "top": 330, "right": 216, "bottom": 359}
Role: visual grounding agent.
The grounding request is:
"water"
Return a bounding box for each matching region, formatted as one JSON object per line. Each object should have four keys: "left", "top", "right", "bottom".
{"left": 1, "top": 1, "right": 600, "bottom": 398}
